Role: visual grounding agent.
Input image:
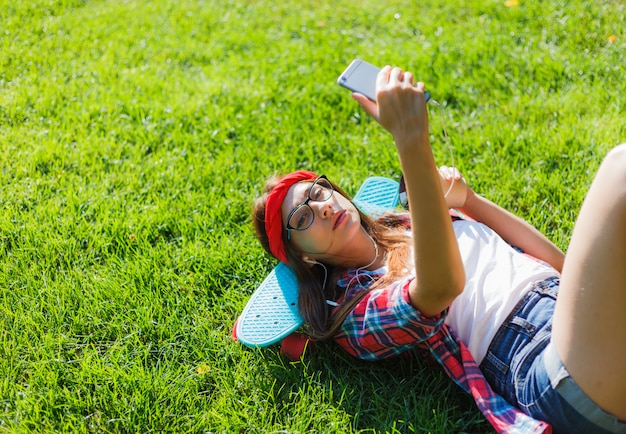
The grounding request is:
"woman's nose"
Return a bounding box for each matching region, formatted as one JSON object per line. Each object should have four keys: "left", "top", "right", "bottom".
{"left": 312, "top": 200, "right": 333, "bottom": 218}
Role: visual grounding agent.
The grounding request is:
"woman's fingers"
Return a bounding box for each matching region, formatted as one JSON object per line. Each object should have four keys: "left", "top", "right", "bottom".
{"left": 371, "top": 65, "right": 430, "bottom": 145}
{"left": 376, "top": 65, "right": 392, "bottom": 90}
{"left": 389, "top": 66, "right": 404, "bottom": 83}
{"left": 404, "top": 71, "right": 415, "bottom": 86}
{"left": 352, "top": 93, "right": 379, "bottom": 120}
{"left": 439, "top": 166, "right": 464, "bottom": 181}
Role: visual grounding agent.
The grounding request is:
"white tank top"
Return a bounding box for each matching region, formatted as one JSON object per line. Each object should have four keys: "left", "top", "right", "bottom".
{"left": 446, "top": 220, "right": 559, "bottom": 364}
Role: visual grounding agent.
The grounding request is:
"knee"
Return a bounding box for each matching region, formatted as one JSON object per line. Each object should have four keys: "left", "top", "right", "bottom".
{"left": 600, "top": 143, "right": 626, "bottom": 193}
{"left": 605, "top": 143, "right": 626, "bottom": 163}
{"left": 602, "top": 143, "right": 626, "bottom": 169}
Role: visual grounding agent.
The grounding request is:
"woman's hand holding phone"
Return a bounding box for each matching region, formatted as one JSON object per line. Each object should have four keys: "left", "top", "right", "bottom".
{"left": 354, "top": 66, "right": 430, "bottom": 154}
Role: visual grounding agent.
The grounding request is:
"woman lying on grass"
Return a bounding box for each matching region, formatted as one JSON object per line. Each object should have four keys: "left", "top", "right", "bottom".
{"left": 252, "top": 66, "right": 626, "bottom": 433}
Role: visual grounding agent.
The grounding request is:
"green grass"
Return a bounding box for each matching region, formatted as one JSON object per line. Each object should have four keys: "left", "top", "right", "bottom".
{"left": 0, "top": 0, "right": 624, "bottom": 432}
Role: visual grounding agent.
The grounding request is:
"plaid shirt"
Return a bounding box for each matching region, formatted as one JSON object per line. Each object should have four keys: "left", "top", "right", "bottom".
{"left": 333, "top": 216, "right": 552, "bottom": 434}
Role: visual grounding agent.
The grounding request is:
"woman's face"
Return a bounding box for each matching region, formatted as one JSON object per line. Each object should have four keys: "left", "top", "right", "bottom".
{"left": 280, "top": 180, "right": 364, "bottom": 266}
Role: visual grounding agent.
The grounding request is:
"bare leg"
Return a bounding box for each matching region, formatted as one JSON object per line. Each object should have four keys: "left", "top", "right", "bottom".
{"left": 553, "top": 143, "right": 626, "bottom": 419}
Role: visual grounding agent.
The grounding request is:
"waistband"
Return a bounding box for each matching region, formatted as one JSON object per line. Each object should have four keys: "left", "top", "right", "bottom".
{"left": 529, "top": 275, "right": 560, "bottom": 297}
{"left": 503, "top": 275, "right": 560, "bottom": 322}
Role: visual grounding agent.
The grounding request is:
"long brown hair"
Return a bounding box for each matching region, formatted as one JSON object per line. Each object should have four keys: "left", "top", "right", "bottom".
{"left": 252, "top": 175, "right": 411, "bottom": 341}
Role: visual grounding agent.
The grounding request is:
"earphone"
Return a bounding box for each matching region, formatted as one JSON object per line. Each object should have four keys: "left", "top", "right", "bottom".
{"left": 302, "top": 228, "right": 380, "bottom": 307}
{"left": 303, "top": 257, "right": 334, "bottom": 305}
{"left": 344, "top": 230, "right": 380, "bottom": 291}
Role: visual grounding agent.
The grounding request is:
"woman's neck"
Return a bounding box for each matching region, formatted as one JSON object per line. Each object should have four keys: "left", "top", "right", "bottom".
{"left": 350, "top": 228, "right": 386, "bottom": 271}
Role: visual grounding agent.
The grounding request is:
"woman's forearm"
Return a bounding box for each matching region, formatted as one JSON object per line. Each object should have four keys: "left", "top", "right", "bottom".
{"left": 398, "top": 141, "right": 466, "bottom": 316}
{"left": 460, "top": 191, "right": 565, "bottom": 272}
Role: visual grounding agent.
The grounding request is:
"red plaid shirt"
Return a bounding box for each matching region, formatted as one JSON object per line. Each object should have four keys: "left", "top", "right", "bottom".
{"left": 333, "top": 216, "right": 552, "bottom": 434}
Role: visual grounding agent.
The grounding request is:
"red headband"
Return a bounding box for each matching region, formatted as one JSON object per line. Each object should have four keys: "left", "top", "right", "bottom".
{"left": 265, "top": 170, "right": 318, "bottom": 264}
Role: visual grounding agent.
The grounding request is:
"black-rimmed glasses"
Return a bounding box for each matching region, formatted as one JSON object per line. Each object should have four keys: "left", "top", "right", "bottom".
{"left": 285, "top": 175, "right": 334, "bottom": 239}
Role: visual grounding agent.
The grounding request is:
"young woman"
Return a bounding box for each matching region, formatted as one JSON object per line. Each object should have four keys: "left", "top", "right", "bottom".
{"left": 252, "top": 66, "right": 626, "bottom": 433}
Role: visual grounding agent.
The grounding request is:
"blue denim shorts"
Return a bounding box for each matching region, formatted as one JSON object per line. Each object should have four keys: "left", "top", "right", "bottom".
{"left": 480, "top": 276, "right": 626, "bottom": 434}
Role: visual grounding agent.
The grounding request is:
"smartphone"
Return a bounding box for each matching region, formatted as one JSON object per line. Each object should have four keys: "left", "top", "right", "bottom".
{"left": 337, "top": 59, "right": 430, "bottom": 102}
{"left": 337, "top": 59, "right": 380, "bottom": 101}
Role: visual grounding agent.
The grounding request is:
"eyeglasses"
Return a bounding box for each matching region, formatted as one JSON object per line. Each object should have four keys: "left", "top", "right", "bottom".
{"left": 285, "top": 175, "right": 334, "bottom": 239}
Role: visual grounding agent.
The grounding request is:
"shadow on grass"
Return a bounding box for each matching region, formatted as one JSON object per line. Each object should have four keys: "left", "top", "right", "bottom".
{"left": 261, "top": 342, "right": 493, "bottom": 433}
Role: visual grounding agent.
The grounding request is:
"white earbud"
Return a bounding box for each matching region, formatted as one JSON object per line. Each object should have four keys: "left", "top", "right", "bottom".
{"left": 302, "top": 257, "right": 331, "bottom": 304}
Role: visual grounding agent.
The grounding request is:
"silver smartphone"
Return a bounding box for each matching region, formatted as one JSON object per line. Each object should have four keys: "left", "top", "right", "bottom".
{"left": 337, "top": 59, "right": 431, "bottom": 102}
{"left": 337, "top": 59, "right": 380, "bottom": 101}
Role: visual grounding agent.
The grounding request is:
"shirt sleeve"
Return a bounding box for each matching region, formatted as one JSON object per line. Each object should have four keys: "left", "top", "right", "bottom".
{"left": 334, "top": 277, "right": 448, "bottom": 361}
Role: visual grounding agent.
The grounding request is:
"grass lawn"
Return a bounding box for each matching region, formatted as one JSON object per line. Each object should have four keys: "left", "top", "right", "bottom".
{"left": 1, "top": 0, "right": 624, "bottom": 432}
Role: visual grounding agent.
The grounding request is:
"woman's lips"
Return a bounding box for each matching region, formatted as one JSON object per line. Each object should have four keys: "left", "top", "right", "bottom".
{"left": 333, "top": 210, "right": 346, "bottom": 229}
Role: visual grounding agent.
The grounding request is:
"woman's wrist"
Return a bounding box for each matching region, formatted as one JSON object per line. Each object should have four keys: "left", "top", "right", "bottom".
{"left": 458, "top": 188, "right": 477, "bottom": 215}
{"left": 395, "top": 138, "right": 432, "bottom": 169}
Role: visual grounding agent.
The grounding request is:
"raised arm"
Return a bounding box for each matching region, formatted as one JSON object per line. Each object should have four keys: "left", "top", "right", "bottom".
{"left": 354, "top": 67, "right": 465, "bottom": 317}
{"left": 437, "top": 166, "right": 565, "bottom": 273}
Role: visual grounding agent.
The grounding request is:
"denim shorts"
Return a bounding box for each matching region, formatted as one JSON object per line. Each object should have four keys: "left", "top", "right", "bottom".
{"left": 479, "top": 276, "right": 626, "bottom": 434}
